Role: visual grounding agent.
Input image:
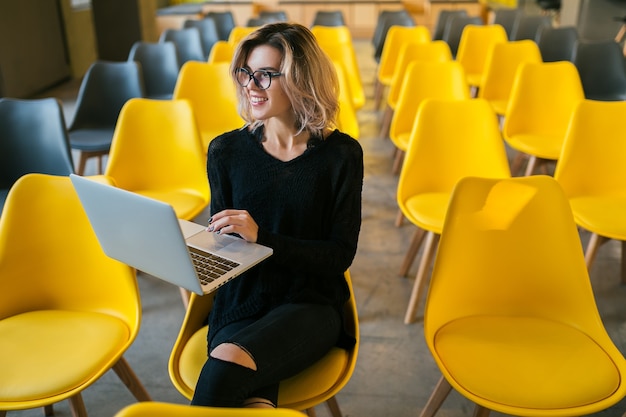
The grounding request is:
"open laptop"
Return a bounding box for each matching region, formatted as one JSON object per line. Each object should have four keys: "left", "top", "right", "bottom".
{"left": 70, "top": 174, "right": 273, "bottom": 295}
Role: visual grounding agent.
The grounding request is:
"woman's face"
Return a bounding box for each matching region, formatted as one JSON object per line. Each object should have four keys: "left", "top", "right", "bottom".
{"left": 242, "top": 44, "right": 293, "bottom": 123}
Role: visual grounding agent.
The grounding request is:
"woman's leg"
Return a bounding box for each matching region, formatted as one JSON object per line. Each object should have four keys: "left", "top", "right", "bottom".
{"left": 191, "top": 303, "right": 341, "bottom": 407}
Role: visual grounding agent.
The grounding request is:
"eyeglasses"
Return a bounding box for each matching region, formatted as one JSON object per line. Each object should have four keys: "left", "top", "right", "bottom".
{"left": 235, "top": 67, "right": 282, "bottom": 90}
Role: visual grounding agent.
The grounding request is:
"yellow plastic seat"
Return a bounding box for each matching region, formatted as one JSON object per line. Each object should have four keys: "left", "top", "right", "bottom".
{"left": 420, "top": 175, "right": 626, "bottom": 417}
{"left": 173, "top": 61, "right": 245, "bottom": 151}
{"left": 311, "top": 26, "right": 365, "bottom": 110}
{"left": 379, "top": 40, "right": 452, "bottom": 139}
{"left": 554, "top": 100, "right": 626, "bottom": 286}
{"left": 114, "top": 402, "right": 307, "bottom": 417}
{"left": 333, "top": 61, "right": 360, "bottom": 140}
{"left": 168, "top": 271, "right": 358, "bottom": 417}
{"left": 478, "top": 39, "right": 542, "bottom": 117}
{"left": 228, "top": 26, "right": 259, "bottom": 46}
{"left": 207, "top": 40, "right": 235, "bottom": 64}
{"left": 373, "top": 25, "right": 431, "bottom": 110}
{"left": 503, "top": 61, "right": 584, "bottom": 176}
{"left": 397, "top": 99, "right": 510, "bottom": 324}
{"left": 388, "top": 60, "right": 469, "bottom": 176}
{"left": 455, "top": 24, "right": 508, "bottom": 91}
{"left": 104, "top": 98, "right": 209, "bottom": 221}
{"left": 0, "top": 174, "right": 150, "bottom": 416}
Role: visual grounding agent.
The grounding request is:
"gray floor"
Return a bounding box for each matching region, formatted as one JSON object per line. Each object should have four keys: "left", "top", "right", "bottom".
{"left": 14, "top": 37, "right": 626, "bottom": 417}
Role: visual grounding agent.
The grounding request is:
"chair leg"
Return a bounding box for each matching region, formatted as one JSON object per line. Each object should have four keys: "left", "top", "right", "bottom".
{"left": 472, "top": 404, "right": 491, "bottom": 417}
{"left": 404, "top": 232, "right": 439, "bottom": 324}
{"left": 305, "top": 407, "right": 317, "bottom": 417}
{"left": 399, "top": 227, "right": 427, "bottom": 276}
{"left": 112, "top": 357, "right": 151, "bottom": 402}
{"left": 510, "top": 152, "right": 528, "bottom": 177}
{"left": 325, "top": 396, "right": 343, "bottom": 417}
{"left": 395, "top": 208, "right": 405, "bottom": 228}
{"left": 374, "top": 80, "right": 385, "bottom": 110}
{"left": 0, "top": 410, "right": 6, "bottom": 417}
{"left": 180, "top": 287, "right": 191, "bottom": 309}
{"left": 391, "top": 149, "right": 405, "bottom": 176}
{"left": 44, "top": 404, "right": 54, "bottom": 416}
{"left": 68, "top": 393, "right": 88, "bottom": 417}
{"left": 77, "top": 153, "right": 88, "bottom": 176}
{"left": 523, "top": 155, "right": 538, "bottom": 176}
{"left": 585, "top": 233, "right": 608, "bottom": 274}
{"left": 418, "top": 376, "right": 453, "bottom": 417}
{"left": 378, "top": 106, "right": 393, "bottom": 139}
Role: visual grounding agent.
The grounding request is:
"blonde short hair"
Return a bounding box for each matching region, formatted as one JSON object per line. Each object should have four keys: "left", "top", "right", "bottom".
{"left": 230, "top": 22, "right": 339, "bottom": 138}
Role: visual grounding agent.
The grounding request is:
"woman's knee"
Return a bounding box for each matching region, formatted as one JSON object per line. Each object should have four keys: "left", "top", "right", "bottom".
{"left": 210, "top": 342, "right": 257, "bottom": 370}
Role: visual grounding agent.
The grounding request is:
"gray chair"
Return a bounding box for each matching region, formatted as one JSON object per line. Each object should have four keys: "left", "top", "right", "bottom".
{"left": 205, "top": 10, "right": 236, "bottom": 41}
{"left": 183, "top": 18, "right": 220, "bottom": 60}
{"left": 492, "top": 8, "right": 522, "bottom": 40}
{"left": 433, "top": 9, "right": 467, "bottom": 41}
{"left": 259, "top": 10, "right": 288, "bottom": 22}
{"left": 574, "top": 39, "right": 626, "bottom": 101}
{"left": 68, "top": 61, "right": 144, "bottom": 175}
{"left": 311, "top": 10, "right": 346, "bottom": 27}
{"left": 128, "top": 41, "right": 179, "bottom": 100}
{"left": 537, "top": 25, "right": 579, "bottom": 62}
{"left": 510, "top": 14, "right": 552, "bottom": 42}
{"left": 372, "top": 9, "right": 415, "bottom": 63}
{"left": 159, "top": 27, "right": 205, "bottom": 66}
{"left": 0, "top": 97, "right": 74, "bottom": 214}
{"left": 442, "top": 15, "right": 483, "bottom": 58}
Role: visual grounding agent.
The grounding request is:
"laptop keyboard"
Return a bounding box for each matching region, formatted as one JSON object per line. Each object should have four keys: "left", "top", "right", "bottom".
{"left": 189, "top": 247, "right": 240, "bottom": 285}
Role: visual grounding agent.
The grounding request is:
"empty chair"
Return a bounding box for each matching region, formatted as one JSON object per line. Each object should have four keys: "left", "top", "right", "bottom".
{"left": 502, "top": 61, "right": 585, "bottom": 176}
{"left": 537, "top": 0, "right": 562, "bottom": 13}
{"left": 247, "top": 17, "right": 268, "bottom": 26}
{"left": 184, "top": 17, "right": 220, "bottom": 60}
{"left": 397, "top": 98, "right": 510, "bottom": 324}
{"left": 374, "top": 25, "right": 431, "bottom": 109}
{"left": 68, "top": 60, "right": 144, "bottom": 176}
{"left": 0, "top": 173, "right": 151, "bottom": 416}
{"left": 114, "top": 402, "right": 307, "bottom": 417}
{"left": 205, "top": 10, "right": 236, "bottom": 41}
{"left": 478, "top": 39, "right": 543, "bottom": 117}
{"left": 207, "top": 40, "right": 235, "bottom": 64}
{"left": 259, "top": 10, "right": 288, "bottom": 22}
{"left": 159, "top": 27, "right": 205, "bottom": 66}
{"left": 372, "top": 9, "right": 415, "bottom": 63}
{"left": 432, "top": 9, "right": 467, "bottom": 41}
{"left": 510, "top": 14, "right": 552, "bottom": 42}
{"left": 455, "top": 23, "right": 508, "bottom": 90}
{"left": 379, "top": 40, "right": 453, "bottom": 139}
{"left": 442, "top": 15, "right": 483, "bottom": 58}
{"left": 0, "top": 97, "right": 74, "bottom": 214}
{"left": 419, "top": 175, "right": 626, "bottom": 417}
{"left": 228, "top": 26, "right": 258, "bottom": 45}
{"left": 574, "top": 39, "right": 626, "bottom": 101}
{"left": 311, "top": 10, "right": 346, "bottom": 27}
{"left": 173, "top": 61, "right": 244, "bottom": 151}
{"left": 491, "top": 7, "right": 522, "bottom": 39}
{"left": 127, "top": 41, "right": 179, "bottom": 100}
{"left": 554, "top": 100, "right": 626, "bottom": 285}
{"left": 537, "top": 25, "right": 579, "bottom": 62}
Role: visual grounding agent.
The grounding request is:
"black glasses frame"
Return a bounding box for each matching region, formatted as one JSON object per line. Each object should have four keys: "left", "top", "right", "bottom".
{"left": 235, "top": 67, "right": 282, "bottom": 90}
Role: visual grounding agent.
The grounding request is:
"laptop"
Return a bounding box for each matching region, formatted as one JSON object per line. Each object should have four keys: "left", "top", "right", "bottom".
{"left": 70, "top": 174, "right": 273, "bottom": 295}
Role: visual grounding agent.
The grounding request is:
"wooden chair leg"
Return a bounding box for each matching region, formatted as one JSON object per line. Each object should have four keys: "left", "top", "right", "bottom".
{"left": 472, "top": 404, "right": 491, "bottom": 417}
{"left": 395, "top": 208, "right": 405, "bottom": 228}
{"left": 510, "top": 152, "right": 527, "bottom": 177}
{"left": 180, "top": 287, "right": 191, "bottom": 309}
{"left": 112, "top": 357, "right": 151, "bottom": 402}
{"left": 391, "top": 149, "right": 405, "bottom": 175}
{"left": 325, "top": 396, "right": 342, "bottom": 417}
{"left": 523, "top": 155, "right": 538, "bottom": 176}
{"left": 305, "top": 407, "right": 317, "bottom": 417}
{"left": 0, "top": 410, "right": 7, "bottom": 417}
{"left": 404, "top": 232, "right": 439, "bottom": 324}
{"left": 585, "top": 233, "right": 607, "bottom": 274}
{"left": 77, "top": 153, "right": 88, "bottom": 176}
{"left": 418, "top": 376, "right": 453, "bottom": 417}
{"left": 44, "top": 404, "right": 54, "bottom": 416}
{"left": 399, "top": 227, "right": 427, "bottom": 276}
{"left": 374, "top": 80, "right": 385, "bottom": 110}
{"left": 379, "top": 106, "right": 393, "bottom": 139}
{"left": 68, "top": 393, "right": 88, "bottom": 417}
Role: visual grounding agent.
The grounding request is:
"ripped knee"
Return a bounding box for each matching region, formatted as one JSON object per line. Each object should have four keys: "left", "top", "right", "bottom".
{"left": 210, "top": 342, "right": 257, "bottom": 370}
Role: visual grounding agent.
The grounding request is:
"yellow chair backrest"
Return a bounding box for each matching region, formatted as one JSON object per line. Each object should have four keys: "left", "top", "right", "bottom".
{"left": 377, "top": 25, "right": 431, "bottom": 83}
{"left": 207, "top": 40, "right": 235, "bottom": 64}
{"left": 333, "top": 61, "right": 359, "bottom": 140}
{"left": 228, "top": 26, "right": 259, "bottom": 45}
{"left": 456, "top": 24, "right": 508, "bottom": 86}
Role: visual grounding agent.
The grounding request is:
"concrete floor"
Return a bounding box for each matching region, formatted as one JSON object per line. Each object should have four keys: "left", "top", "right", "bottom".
{"left": 12, "top": 34, "right": 626, "bottom": 417}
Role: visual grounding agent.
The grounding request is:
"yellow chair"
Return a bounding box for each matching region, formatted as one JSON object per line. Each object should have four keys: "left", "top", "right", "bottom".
{"left": 168, "top": 271, "right": 358, "bottom": 417}
{"left": 114, "top": 402, "right": 307, "bottom": 417}
{"left": 379, "top": 40, "right": 453, "bottom": 139}
{"left": 554, "top": 100, "right": 626, "bottom": 286}
{"left": 333, "top": 61, "right": 360, "bottom": 140}
{"left": 388, "top": 60, "right": 469, "bottom": 176}
{"left": 207, "top": 40, "right": 235, "bottom": 64}
{"left": 478, "top": 39, "right": 542, "bottom": 117}
{"left": 420, "top": 175, "right": 626, "bottom": 417}
{"left": 502, "top": 61, "right": 584, "bottom": 176}
{"left": 373, "top": 25, "right": 431, "bottom": 110}
{"left": 104, "top": 98, "right": 209, "bottom": 221}
{"left": 228, "top": 26, "right": 259, "bottom": 46}
{"left": 397, "top": 99, "right": 510, "bottom": 324}
{"left": 311, "top": 25, "right": 365, "bottom": 111}
{"left": 455, "top": 24, "right": 508, "bottom": 92}
{"left": 0, "top": 174, "right": 150, "bottom": 416}
{"left": 173, "top": 61, "right": 245, "bottom": 151}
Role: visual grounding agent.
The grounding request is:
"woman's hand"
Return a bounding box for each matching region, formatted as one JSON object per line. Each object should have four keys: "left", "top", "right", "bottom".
{"left": 207, "top": 209, "right": 259, "bottom": 243}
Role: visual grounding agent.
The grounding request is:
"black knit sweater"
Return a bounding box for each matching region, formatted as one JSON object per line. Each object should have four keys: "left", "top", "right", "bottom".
{"left": 205, "top": 126, "right": 363, "bottom": 347}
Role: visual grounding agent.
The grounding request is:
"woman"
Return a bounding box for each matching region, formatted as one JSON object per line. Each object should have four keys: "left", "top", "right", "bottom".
{"left": 191, "top": 22, "right": 363, "bottom": 408}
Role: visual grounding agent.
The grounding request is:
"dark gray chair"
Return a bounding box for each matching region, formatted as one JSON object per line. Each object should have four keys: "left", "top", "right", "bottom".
{"left": 372, "top": 9, "right": 415, "bottom": 63}
{"left": 311, "top": 10, "right": 346, "bottom": 27}
{"left": 0, "top": 97, "right": 75, "bottom": 214}
{"left": 159, "top": 27, "right": 205, "bottom": 66}
{"left": 205, "top": 10, "right": 236, "bottom": 41}
{"left": 510, "top": 14, "right": 552, "bottom": 42}
{"left": 433, "top": 9, "right": 467, "bottom": 41}
{"left": 128, "top": 41, "right": 179, "bottom": 100}
{"left": 68, "top": 61, "right": 144, "bottom": 175}
{"left": 537, "top": 25, "right": 579, "bottom": 62}
{"left": 183, "top": 17, "right": 220, "bottom": 60}
{"left": 259, "top": 10, "right": 288, "bottom": 22}
{"left": 442, "top": 15, "right": 483, "bottom": 58}
{"left": 492, "top": 8, "right": 522, "bottom": 40}
{"left": 574, "top": 39, "right": 626, "bottom": 101}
